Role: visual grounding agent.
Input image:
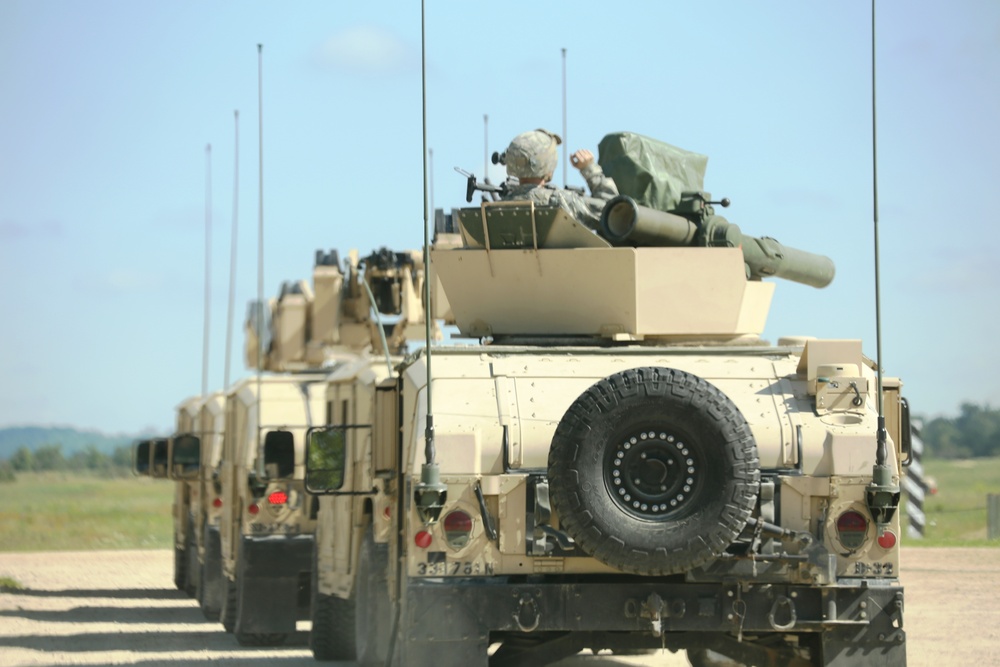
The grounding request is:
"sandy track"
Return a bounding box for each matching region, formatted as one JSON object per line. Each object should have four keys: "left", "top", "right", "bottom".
{"left": 0, "top": 548, "right": 996, "bottom": 666}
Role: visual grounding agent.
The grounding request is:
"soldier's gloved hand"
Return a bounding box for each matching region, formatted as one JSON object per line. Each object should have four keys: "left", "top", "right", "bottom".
{"left": 570, "top": 149, "right": 594, "bottom": 171}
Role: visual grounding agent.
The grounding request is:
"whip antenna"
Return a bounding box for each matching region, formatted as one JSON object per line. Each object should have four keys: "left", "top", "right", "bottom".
{"left": 865, "top": 0, "right": 900, "bottom": 529}
{"left": 202, "top": 144, "right": 212, "bottom": 398}
{"left": 255, "top": 44, "right": 265, "bottom": 467}
{"left": 414, "top": 0, "right": 447, "bottom": 526}
{"left": 224, "top": 111, "right": 240, "bottom": 390}
{"left": 561, "top": 47, "right": 567, "bottom": 188}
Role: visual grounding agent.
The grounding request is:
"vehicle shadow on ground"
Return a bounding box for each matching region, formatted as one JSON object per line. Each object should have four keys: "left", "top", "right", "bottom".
{"left": 0, "top": 629, "right": 311, "bottom": 652}
{"left": 3, "top": 587, "right": 187, "bottom": 600}
{"left": 0, "top": 605, "right": 213, "bottom": 624}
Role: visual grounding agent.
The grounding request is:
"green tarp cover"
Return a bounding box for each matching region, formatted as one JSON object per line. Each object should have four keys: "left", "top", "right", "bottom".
{"left": 597, "top": 132, "right": 708, "bottom": 212}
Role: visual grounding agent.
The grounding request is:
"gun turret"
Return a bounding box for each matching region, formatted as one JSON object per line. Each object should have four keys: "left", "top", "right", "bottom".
{"left": 599, "top": 195, "right": 835, "bottom": 288}
{"left": 245, "top": 247, "right": 446, "bottom": 372}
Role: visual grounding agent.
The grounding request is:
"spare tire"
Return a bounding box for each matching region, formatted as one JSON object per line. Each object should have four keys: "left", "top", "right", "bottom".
{"left": 548, "top": 366, "right": 760, "bottom": 575}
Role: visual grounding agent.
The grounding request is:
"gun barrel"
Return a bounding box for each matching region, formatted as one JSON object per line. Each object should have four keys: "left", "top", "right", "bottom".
{"left": 600, "top": 195, "right": 698, "bottom": 246}
{"left": 599, "top": 196, "right": 836, "bottom": 289}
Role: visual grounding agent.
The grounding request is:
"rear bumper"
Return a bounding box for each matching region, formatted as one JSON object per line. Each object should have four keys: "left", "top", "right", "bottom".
{"left": 401, "top": 577, "right": 904, "bottom": 656}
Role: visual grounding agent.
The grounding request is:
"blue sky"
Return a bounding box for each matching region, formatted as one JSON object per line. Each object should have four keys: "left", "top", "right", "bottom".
{"left": 1, "top": 0, "right": 998, "bottom": 434}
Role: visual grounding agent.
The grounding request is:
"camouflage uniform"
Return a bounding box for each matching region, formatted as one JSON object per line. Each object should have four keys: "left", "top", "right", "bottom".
{"left": 499, "top": 129, "right": 619, "bottom": 231}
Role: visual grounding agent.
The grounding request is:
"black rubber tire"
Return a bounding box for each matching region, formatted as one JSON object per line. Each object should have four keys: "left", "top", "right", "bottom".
{"left": 173, "top": 545, "right": 187, "bottom": 592}
{"left": 221, "top": 575, "right": 237, "bottom": 633}
{"left": 198, "top": 523, "right": 222, "bottom": 621}
{"left": 184, "top": 517, "right": 198, "bottom": 598}
{"left": 310, "top": 541, "right": 357, "bottom": 661}
{"left": 355, "top": 528, "right": 390, "bottom": 667}
{"left": 548, "top": 366, "right": 760, "bottom": 576}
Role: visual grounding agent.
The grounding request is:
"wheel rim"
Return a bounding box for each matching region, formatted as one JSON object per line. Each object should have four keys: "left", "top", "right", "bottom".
{"left": 604, "top": 426, "right": 704, "bottom": 521}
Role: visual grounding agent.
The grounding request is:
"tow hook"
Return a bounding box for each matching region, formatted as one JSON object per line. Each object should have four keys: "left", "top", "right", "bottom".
{"left": 768, "top": 595, "right": 798, "bottom": 631}
{"left": 514, "top": 594, "right": 540, "bottom": 633}
{"left": 638, "top": 593, "right": 667, "bottom": 637}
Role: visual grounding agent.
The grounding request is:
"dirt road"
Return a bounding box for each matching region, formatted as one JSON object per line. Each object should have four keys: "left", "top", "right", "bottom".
{"left": 0, "top": 548, "right": 996, "bottom": 666}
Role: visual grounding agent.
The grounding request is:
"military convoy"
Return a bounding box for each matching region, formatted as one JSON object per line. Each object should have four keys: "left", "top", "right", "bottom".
{"left": 139, "top": 133, "right": 909, "bottom": 666}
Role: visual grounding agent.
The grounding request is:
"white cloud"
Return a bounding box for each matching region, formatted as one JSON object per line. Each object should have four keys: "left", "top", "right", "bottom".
{"left": 315, "top": 25, "right": 415, "bottom": 75}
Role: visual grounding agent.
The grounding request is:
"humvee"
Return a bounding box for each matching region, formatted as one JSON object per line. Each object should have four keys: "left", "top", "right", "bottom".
{"left": 192, "top": 391, "right": 226, "bottom": 619}
{"left": 163, "top": 390, "right": 229, "bottom": 619}
{"left": 168, "top": 395, "right": 203, "bottom": 596}
{"left": 304, "top": 135, "right": 909, "bottom": 666}
{"left": 304, "top": 246, "right": 446, "bottom": 660}
{"left": 213, "top": 247, "right": 436, "bottom": 645}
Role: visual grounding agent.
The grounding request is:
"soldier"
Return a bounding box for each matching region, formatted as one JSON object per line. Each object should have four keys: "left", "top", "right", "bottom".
{"left": 500, "top": 128, "right": 618, "bottom": 230}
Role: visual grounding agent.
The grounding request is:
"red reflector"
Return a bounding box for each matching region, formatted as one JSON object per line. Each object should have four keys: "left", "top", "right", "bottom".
{"left": 414, "top": 530, "right": 432, "bottom": 549}
{"left": 268, "top": 491, "right": 288, "bottom": 505}
{"left": 877, "top": 530, "right": 897, "bottom": 550}
{"left": 443, "top": 510, "right": 473, "bottom": 534}
{"left": 248, "top": 503, "right": 260, "bottom": 515}
{"left": 212, "top": 497, "right": 223, "bottom": 508}
{"left": 382, "top": 506, "right": 391, "bottom": 520}
{"left": 837, "top": 510, "right": 867, "bottom": 533}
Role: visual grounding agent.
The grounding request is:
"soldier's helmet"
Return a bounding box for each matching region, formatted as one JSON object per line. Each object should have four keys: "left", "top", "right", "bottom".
{"left": 501, "top": 129, "right": 562, "bottom": 180}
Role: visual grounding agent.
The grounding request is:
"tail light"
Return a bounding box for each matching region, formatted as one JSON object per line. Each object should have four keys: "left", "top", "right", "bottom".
{"left": 443, "top": 509, "right": 474, "bottom": 549}
{"left": 268, "top": 490, "right": 288, "bottom": 505}
{"left": 836, "top": 510, "right": 868, "bottom": 549}
{"left": 877, "top": 529, "right": 897, "bottom": 550}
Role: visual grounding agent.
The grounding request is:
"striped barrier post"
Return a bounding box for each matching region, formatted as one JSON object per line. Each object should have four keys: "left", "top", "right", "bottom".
{"left": 901, "top": 424, "right": 927, "bottom": 539}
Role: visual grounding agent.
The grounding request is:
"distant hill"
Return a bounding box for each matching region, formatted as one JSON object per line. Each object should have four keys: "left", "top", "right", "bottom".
{"left": 0, "top": 427, "right": 154, "bottom": 460}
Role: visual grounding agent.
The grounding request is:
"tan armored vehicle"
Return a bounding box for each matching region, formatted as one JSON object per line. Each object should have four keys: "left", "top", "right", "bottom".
{"left": 305, "top": 135, "right": 909, "bottom": 667}
{"left": 192, "top": 392, "right": 227, "bottom": 619}
{"left": 216, "top": 373, "right": 326, "bottom": 645}
{"left": 168, "top": 395, "right": 203, "bottom": 595}
{"left": 213, "top": 247, "right": 437, "bottom": 645}
{"left": 166, "top": 391, "right": 229, "bottom": 619}
{"left": 304, "top": 246, "right": 445, "bottom": 660}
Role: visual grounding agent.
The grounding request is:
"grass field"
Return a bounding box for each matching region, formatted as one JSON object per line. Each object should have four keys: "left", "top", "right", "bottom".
{"left": 907, "top": 457, "right": 1000, "bottom": 547}
{"left": 0, "top": 471, "right": 174, "bottom": 552}
{"left": 0, "top": 460, "right": 995, "bottom": 552}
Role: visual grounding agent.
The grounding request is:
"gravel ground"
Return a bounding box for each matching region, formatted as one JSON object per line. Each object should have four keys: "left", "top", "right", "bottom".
{"left": 0, "top": 548, "right": 996, "bottom": 666}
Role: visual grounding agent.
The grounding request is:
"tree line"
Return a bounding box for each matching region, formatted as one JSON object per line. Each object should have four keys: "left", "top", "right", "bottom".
{"left": 919, "top": 403, "right": 1000, "bottom": 459}
{"left": 0, "top": 444, "right": 135, "bottom": 482}
{"left": 0, "top": 402, "right": 996, "bottom": 480}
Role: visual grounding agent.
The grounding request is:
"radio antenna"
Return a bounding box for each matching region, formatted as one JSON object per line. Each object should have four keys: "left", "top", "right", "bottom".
{"left": 561, "top": 47, "right": 567, "bottom": 188}
{"left": 255, "top": 44, "right": 265, "bottom": 464}
{"left": 414, "top": 0, "right": 447, "bottom": 526}
{"left": 865, "top": 0, "right": 900, "bottom": 529}
{"left": 483, "top": 114, "right": 489, "bottom": 182}
{"left": 223, "top": 111, "right": 239, "bottom": 390}
{"left": 202, "top": 144, "right": 212, "bottom": 398}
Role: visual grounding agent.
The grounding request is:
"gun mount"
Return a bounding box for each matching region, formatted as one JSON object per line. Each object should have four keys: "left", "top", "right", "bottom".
{"left": 432, "top": 196, "right": 834, "bottom": 344}
{"left": 245, "top": 247, "right": 452, "bottom": 372}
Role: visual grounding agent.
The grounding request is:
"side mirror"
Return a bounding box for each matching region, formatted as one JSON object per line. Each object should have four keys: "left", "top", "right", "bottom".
{"left": 133, "top": 440, "right": 152, "bottom": 476}
{"left": 305, "top": 427, "right": 347, "bottom": 494}
{"left": 169, "top": 434, "right": 201, "bottom": 480}
{"left": 150, "top": 438, "right": 170, "bottom": 479}
{"left": 900, "top": 397, "right": 913, "bottom": 467}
